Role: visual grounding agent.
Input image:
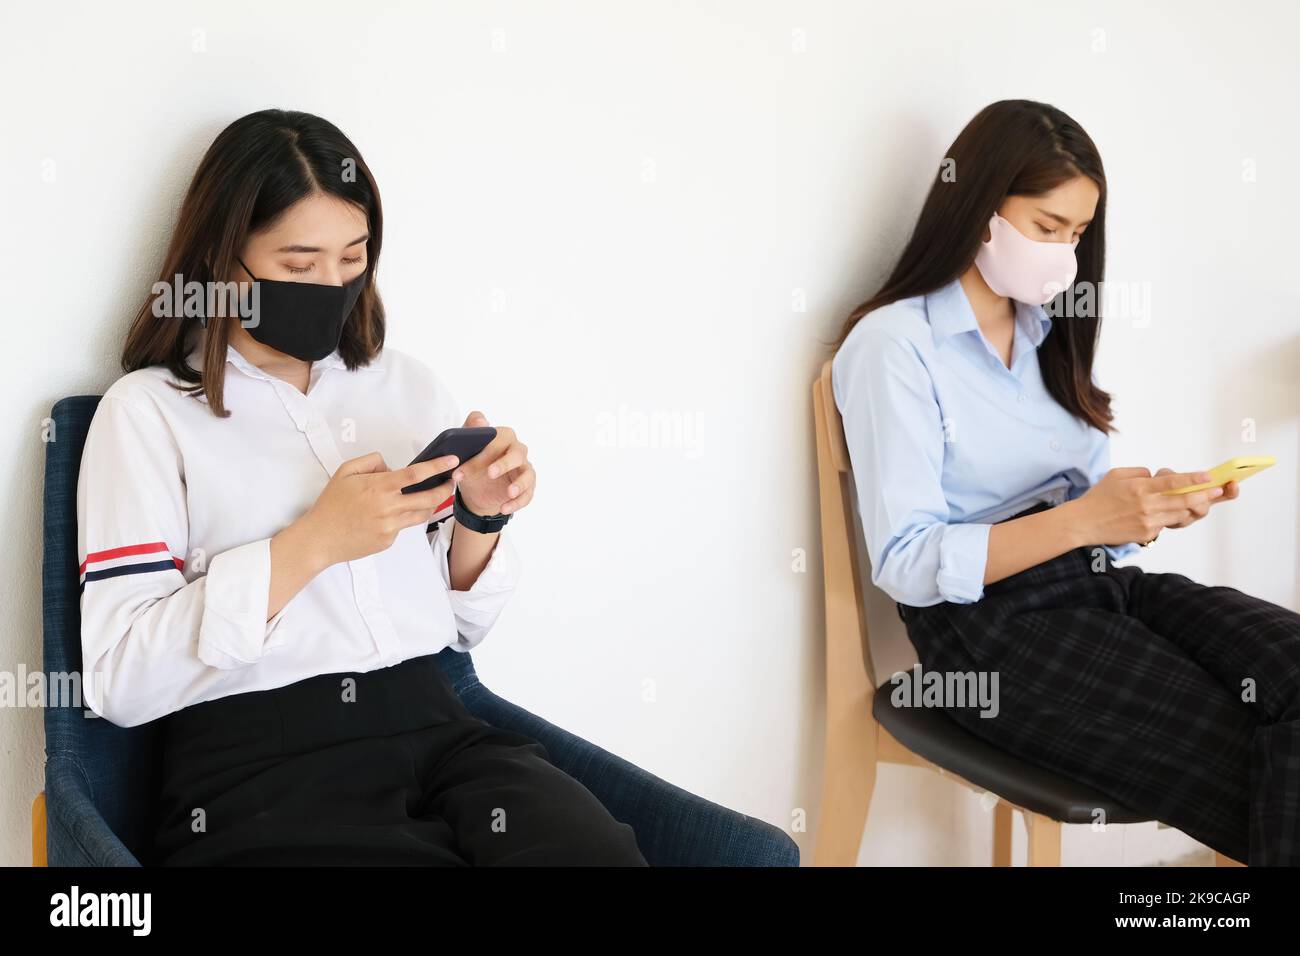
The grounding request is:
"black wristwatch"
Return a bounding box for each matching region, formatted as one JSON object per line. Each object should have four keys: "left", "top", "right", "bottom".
{"left": 453, "top": 484, "right": 512, "bottom": 534}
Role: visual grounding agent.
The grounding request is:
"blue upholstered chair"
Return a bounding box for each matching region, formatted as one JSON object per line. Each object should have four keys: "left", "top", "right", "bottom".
{"left": 35, "top": 395, "right": 798, "bottom": 867}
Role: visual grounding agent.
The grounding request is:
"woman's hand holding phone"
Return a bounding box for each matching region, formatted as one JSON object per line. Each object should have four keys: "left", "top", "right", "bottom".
{"left": 297, "top": 450, "right": 462, "bottom": 567}
{"left": 268, "top": 409, "right": 536, "bottom": 616}
{"left": 1152, "top": 467, "right": 1239, "bottom": 528}
{"left": 452, "top": 411, "right": 536, "bottom": 518}
{"left": 1067, "top": 467, "right": 1230, "bottom": 546}
{"left": 266, "top": 450, "right": 461, "bottom": 619}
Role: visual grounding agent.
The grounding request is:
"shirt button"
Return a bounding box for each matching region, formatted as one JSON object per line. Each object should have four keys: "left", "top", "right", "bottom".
{"left": 1016, "top": 393, "right": 1026, "bottom": 403}
{"left": 1050, "top": 439, "right": 1061, "bottom": 451}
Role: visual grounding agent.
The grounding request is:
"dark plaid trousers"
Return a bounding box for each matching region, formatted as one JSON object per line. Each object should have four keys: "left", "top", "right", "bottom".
{"left": 896, "top": 501, "right": 1300, "bottom": 866}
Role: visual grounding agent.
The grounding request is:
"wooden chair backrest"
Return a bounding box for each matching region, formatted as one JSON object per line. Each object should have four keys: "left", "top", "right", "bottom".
{"left": 812, "top": 358, "right": 878, "bottom": 689}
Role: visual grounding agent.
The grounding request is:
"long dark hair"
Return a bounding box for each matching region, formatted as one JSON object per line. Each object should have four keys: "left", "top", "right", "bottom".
{"left": 122, "top": 109, "right": 386, "bottom": 417}
{"left": 832, "top": 99, "right": 1114, "bottom": 434}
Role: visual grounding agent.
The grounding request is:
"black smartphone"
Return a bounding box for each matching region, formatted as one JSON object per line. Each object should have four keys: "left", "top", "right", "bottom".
{"left": 400, "top": 426, "right": 497, "bottom": 495}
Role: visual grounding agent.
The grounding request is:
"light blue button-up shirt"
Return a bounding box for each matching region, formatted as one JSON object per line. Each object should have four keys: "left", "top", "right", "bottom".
{"left": 831, "top": 278, "right": 1138, "bottom": 608}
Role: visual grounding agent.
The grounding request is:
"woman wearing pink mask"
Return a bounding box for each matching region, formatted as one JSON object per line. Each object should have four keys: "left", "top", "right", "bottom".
{"left": 830, "top": 99, "right": 1297, "bottom": 866}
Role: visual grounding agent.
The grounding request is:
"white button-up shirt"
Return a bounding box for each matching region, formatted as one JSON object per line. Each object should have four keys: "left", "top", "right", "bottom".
{"left": 76, "top": 335, "right": 520, "bottom": 727}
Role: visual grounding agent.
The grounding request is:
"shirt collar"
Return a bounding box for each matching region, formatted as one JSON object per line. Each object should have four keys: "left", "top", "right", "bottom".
{"left": 924, "top": 278, "right": 1052, "bottom": 349}
{"left": 184, "top": 333, "right": 383, "bottom": 380}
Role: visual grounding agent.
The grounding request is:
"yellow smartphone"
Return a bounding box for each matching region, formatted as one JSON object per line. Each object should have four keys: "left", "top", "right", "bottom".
{"left": 1159, "top": 455, "right": 1276, "bottom": 495}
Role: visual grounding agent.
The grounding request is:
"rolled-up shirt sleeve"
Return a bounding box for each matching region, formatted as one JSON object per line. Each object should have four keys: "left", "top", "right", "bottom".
{"left": 198, "top": 537, "right": 291, "bottom": 667}
{"left": 832, "top": 326, "right": 990, "bottom": 607}
{"left": 430, "top": 520, "right": 521, "bottom": 651}
{"left": 77, "top": 395, "right": 288, "bottom": 727}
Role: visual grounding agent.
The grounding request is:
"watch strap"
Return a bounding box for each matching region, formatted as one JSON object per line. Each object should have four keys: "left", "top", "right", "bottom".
{"left": 453, "top": 484, "right": 511, "bottom": 534}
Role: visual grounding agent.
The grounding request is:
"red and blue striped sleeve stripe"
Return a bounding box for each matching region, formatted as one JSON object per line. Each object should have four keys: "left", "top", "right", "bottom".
{"left": 79, "top": 541, "right": 185, "bottom": 591}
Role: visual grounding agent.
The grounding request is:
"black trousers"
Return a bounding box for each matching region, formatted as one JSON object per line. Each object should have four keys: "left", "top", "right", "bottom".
{"left": 897, "top": 502, "right": 1300, "bottom": 866}
{"left": 150, "top": 652, "right": 648, "bottom": 866}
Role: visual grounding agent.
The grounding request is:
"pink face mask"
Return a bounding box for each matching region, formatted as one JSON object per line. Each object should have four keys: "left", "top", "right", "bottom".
{"left": 973, "top": 212, "right": 1079, "bottom": 305}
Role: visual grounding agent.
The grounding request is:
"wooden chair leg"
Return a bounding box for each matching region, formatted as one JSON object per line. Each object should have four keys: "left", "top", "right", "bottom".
{"left": 1025, "top": 811, "right": 1061, "bottom": 867}
{"left": 992, "top": 800, "right": 1013, "bottom": 867}
{"left": 32, "top": 792, "right": 47, "bottom": 867}
{"left": 813, "top": 715, "right": 878, "bottom": 867}
{"left": 1214, "top": 851, "right": 1245, "bottom": 867}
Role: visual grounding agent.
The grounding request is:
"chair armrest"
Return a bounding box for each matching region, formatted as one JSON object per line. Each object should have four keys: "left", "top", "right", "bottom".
{"left": 44, "top": 753, "right": 141, "bottom": 867}
{"left": 452, "top": 673, "right": 799, "bottom": 866}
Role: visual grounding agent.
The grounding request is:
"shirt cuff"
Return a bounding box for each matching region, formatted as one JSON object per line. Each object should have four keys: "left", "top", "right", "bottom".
{"left": 1104, "top": 541, "right": 1141, "bottom": 562}
{"left": 935, "top": 521, "right": 991, "bottom": 604}
{"left": 197, "top": 538, "right": 290, "bottom": 669}
{"left": 435, "top": 520, "right": 521, "bottom": 650}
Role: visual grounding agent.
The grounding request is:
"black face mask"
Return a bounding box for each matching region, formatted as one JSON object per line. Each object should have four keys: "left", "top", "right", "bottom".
{"left": 228, "top": 256, "right": 368, "bottom": 362}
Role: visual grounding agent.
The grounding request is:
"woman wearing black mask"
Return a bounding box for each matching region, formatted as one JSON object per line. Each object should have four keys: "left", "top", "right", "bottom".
{"left": 78, "top": 109, "right": 646, "bottom": 866}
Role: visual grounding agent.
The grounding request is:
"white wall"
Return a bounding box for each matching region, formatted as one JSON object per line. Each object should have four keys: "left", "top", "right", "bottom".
{"left": 2, "top": 0, "right": 1296, "bottom": 866}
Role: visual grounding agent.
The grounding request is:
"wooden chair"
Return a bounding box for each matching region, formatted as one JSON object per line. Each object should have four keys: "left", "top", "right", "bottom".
{"left": 810, "top": 358, "right": 1244, "bottom": 867}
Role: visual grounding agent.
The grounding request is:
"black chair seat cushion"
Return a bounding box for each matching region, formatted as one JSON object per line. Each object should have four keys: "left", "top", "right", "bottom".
{"left": 873, "top": 690, "right": 1150, "bottom": 825}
